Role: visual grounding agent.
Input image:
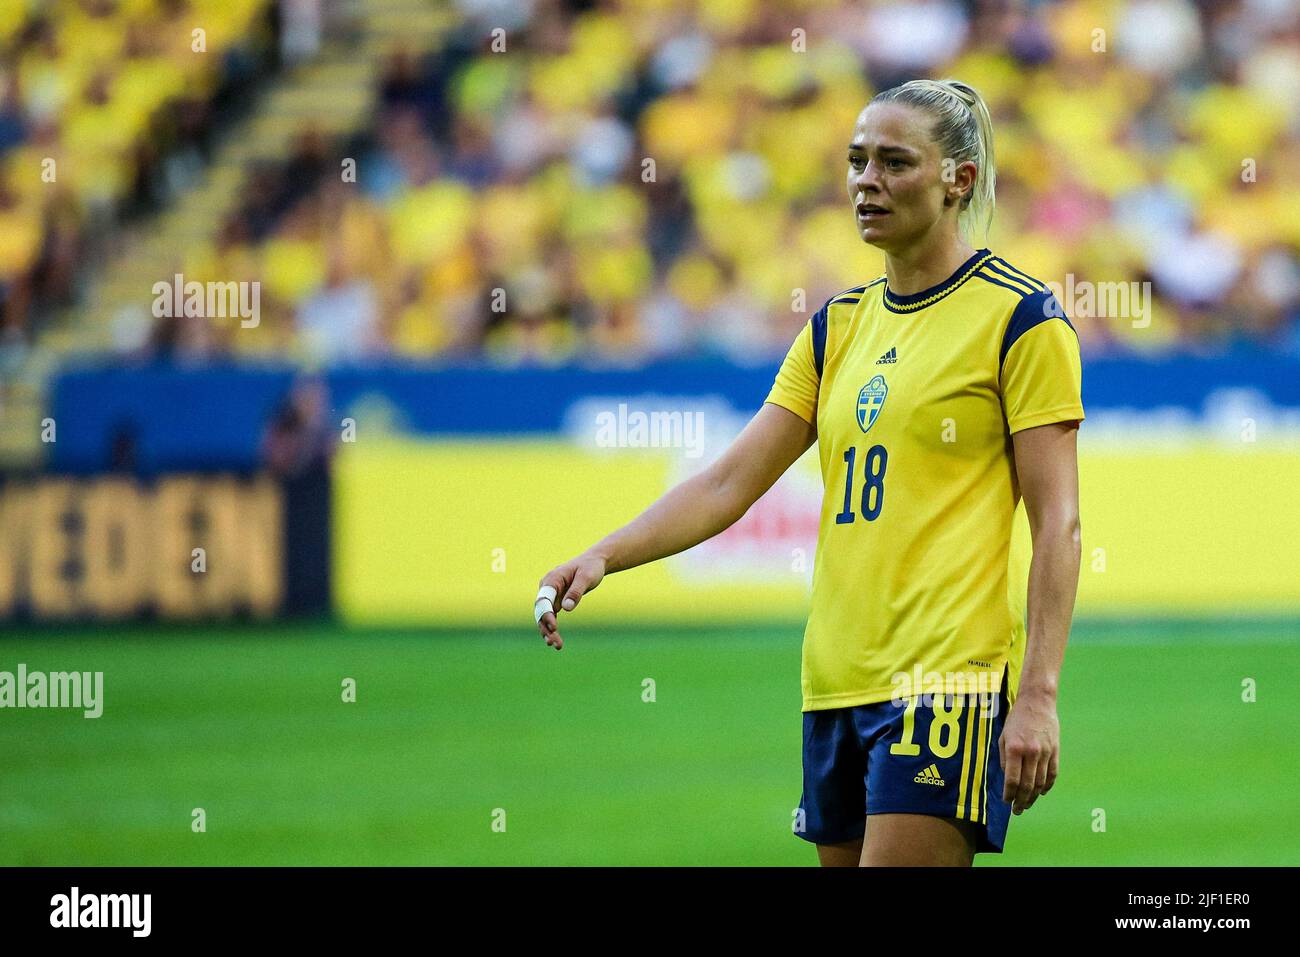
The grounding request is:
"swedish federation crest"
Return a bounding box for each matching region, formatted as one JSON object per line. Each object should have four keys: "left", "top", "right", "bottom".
{"left": 856, "top": 374, "right": 888, "bottom": 433}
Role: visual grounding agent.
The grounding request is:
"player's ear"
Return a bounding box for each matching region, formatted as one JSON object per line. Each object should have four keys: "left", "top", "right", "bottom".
{"left": 944, "top": 160, "right": 976, "bottom": 207}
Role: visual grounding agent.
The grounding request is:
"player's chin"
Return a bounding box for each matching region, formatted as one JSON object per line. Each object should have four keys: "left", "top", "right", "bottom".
{"left": 856, "top": 222, "right": 893, "bottom": 247}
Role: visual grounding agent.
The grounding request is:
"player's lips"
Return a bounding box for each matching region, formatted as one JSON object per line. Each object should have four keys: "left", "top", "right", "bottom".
{"left": 857, "top": 203, "right": 890, "bottom": 219}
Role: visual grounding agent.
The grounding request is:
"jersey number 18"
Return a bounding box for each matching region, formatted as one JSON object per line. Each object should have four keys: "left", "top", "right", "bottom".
{"left": 834, "top": 444, "right": 888, "bottom": 524}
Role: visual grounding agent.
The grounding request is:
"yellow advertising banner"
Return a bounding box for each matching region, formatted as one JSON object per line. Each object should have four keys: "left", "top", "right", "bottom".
{"left": 333, "top": 439, "right": 1300, "bottom": 624}
{"left": 0, "top": 476, "right": 283, "bottom": 619}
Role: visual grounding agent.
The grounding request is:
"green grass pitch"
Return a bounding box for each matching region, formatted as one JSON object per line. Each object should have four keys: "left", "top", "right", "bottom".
{"left": 1, "top": 620, "right": 1296, "bottom": 866}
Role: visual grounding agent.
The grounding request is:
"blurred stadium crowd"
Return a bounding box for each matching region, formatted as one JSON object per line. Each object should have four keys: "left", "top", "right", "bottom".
{"left": 0, "top": 0, "right": 277, "bottom": 343}
{"left": 2, "top": 0, "right": 1297, "bottom": 367}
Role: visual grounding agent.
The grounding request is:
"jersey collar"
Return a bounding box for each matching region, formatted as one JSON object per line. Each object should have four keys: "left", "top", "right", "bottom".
{"left": 882, "top": 248, "right": 994, "bottom": 314}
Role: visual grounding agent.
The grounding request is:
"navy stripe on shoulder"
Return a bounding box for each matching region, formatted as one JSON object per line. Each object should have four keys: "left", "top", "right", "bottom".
{"left": 999, "top": 288, "right": 1075, "bottom": 368}
{"left": 992, "top": 258, "right": 1047, "bottom": 290}
{"left": 811, "top": 279, "right": 880, "bottom": 375}
{"left": 811, "top": 305, "right": 828, "bottom": 377}
{"left": 812, "top": 281, "right": 877, "bottom": 374}
{"left": 983, "top": 260, "right": 1040, "bottom": 295}
{"left": 976, "top": 268, "right": 1031, "bottom": 298}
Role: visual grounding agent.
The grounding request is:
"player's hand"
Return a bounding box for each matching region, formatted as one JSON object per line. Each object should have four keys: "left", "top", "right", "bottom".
{"left": 998, "top": 688, "right": 1059, "bottom": 815}
{"left": 534, "top": 553, "right": 606, "bottom": 650}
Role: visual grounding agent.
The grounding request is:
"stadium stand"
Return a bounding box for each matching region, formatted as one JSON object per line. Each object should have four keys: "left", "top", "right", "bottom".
{"left": 1, "top": 0, "right": 1297, "bottom": 463}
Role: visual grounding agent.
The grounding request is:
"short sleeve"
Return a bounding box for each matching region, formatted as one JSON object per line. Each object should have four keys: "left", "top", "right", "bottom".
{"left": 765, "top": 315, "right": 821, "bottom": 425}
{"left": 1000, "top": 291, "right": 1085, "bottom": 434}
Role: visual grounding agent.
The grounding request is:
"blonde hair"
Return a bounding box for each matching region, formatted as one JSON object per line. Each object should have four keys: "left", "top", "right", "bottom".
{"left": 870, "top": 78, "right": 996, "bottom": 243}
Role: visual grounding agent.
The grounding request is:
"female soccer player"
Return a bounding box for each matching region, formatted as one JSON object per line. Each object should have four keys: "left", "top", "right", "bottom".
{"left": 534, "top": 79, "right": 1083, "bottom": 866}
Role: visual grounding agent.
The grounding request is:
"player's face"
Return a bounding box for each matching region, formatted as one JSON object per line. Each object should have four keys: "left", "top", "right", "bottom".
{"left": 846, "top": 103, "right": 956, "bottom": 253}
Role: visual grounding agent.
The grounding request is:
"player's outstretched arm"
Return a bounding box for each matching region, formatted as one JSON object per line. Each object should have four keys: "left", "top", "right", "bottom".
{"left": 1001, "top": 420, "right": 1081, "bottom": 814}
{"left": 534, "top": 402, "right": 816, "bottom": 648}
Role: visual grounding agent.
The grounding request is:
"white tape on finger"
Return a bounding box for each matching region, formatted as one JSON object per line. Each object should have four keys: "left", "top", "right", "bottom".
{"left": 534, "top": 585, "right": 558, "bottom": 624}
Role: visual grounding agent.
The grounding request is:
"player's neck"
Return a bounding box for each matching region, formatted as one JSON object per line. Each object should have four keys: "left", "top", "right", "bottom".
{"left": 884, "top": 234, "right": 979, "bottom": 296}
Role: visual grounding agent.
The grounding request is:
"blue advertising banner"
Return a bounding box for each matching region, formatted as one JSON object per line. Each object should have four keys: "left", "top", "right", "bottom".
{"left": 46, "top": 351, "right": 1300, "bottom": 473}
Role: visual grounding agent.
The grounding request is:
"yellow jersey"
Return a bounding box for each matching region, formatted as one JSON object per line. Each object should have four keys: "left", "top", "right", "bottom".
{"left": 765, "top": 248, "right": 1084, "bottom": 711}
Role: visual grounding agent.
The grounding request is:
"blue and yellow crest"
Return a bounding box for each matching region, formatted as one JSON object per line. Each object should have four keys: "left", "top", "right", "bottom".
{"left": 856, "top": 374, "right": 888, "bottom": 433}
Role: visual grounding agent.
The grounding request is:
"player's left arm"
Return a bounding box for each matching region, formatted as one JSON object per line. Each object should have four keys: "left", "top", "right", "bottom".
{"left": 1001, "top": 420, "right": 1081, "bottom": 815}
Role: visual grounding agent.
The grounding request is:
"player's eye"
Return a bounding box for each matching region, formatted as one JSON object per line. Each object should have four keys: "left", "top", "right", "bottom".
{"left": 885, "top": 158, "right": 906, "bottom": 170}
{"left": 847, "top": 155, "right": 865, "bottom": 170}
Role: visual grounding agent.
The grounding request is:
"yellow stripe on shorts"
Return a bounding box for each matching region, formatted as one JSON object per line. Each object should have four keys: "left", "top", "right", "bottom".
{"left": 972, "top": 695, "right": 992, "bottom": 823}
{"left": 956, "top": 694, "right": 976, "bottom": 820}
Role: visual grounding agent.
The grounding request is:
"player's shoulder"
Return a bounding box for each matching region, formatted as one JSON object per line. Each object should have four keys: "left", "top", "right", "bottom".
{"left": 813, "top": 277, "right": 884, "bottom": 328}
{"left": 806, "top": 278, "right": 883, "bottom": 374}
{"left": 973, "top": 253, "right": 1077, "bottom": 364}
{"left": 971, "top": 253, "right": 1055, "bottom": 309}
{"left": 820, "top": 278, "right": 884, "bottom": 314}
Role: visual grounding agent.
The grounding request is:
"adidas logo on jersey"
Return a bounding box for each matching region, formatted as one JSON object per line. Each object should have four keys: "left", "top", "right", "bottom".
{"left": 914, "top": 764, "right": 945, "bottom": 787}
{"left": 876, "top": 347, "right": 897, "bottom": 364}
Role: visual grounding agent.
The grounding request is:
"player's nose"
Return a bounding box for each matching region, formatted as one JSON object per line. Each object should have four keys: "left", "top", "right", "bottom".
{"left": 853, "top": 169, "right": 881, "bottom": 195}
{"left": 852, "top": 157, "right": 886, "bottom": 193}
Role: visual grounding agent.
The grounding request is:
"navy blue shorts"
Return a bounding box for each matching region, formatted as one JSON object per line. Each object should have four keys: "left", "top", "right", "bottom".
{"left": 796, "top": 686, "right": 1012, "bottom": 853}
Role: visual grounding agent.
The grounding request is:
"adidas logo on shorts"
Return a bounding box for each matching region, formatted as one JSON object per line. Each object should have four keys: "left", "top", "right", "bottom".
{"left": 914, "top": 763, "right": 945, "bottom": 786}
